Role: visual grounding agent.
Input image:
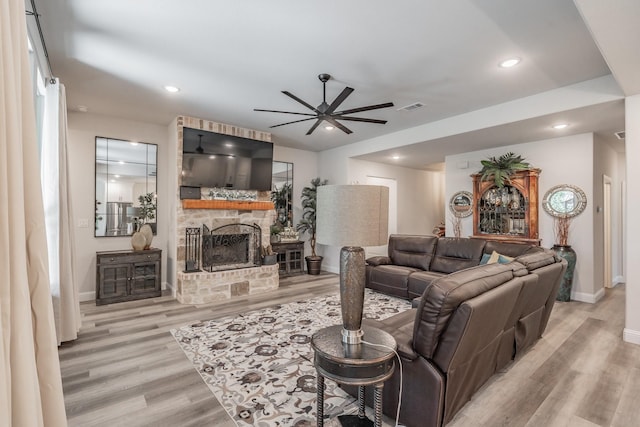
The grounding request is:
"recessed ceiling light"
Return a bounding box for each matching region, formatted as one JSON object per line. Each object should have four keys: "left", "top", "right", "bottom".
{"left": 499, "top": 58, "right": 521, "bottom": 68}
{"left": 129, "top": 142, "right": 139, "bottom": 146}
{"left": 325, "top": 125, "right": 335, "bottom": 131}
{"left": 225, "top": 143, "right": 233, "bottom": 147}
{"left": 209, "top": 155, "right": 216, "bottom": 159}
{"left": 77, "top": 105, "right": 88, "bottom": 113}
{"left": 118, "top": 160, "right": 125, "bottom": 164}
{"left": 392, "top": 155, "right": 400, "bottom": 160}
{"left": 164, "top": 85, "right": 180, "bottom": 93}
{"left": 114, "top": 174, "right": 120, "bottom": 178}
{"left": 552, "top": 123, "right": 569, "bottom": 129}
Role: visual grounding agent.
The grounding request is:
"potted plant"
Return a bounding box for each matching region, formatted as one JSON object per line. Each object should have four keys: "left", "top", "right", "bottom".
{"left": 271, "top": 183, "right": 292, "bottom": 226}
{"left": 479, "top": 152, "right": 530, "bottom": 187}
{"left": 296, "top": 177, "right": 328, "bottom": 275}
{"left": 138, "top": 192, "right": 157, "bottom": 232}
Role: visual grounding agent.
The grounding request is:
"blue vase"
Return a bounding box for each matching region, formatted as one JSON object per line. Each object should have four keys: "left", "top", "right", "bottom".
{"left": 553, "top": 245, "right": 577, "bottom": 302}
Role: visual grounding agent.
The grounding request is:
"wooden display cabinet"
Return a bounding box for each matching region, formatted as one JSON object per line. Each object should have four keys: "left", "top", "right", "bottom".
{"left": 472, "top": 169, "right": 541, "bottom": 245}
{"left": 96, "top": 248, "right": 162, "bottom": 305}
{"left": 271, "top": 241, "right": 305, "bottom": 275}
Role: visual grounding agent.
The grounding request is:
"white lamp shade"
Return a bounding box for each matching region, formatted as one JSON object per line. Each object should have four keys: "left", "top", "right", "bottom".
{"left": 316, "top": 185, "right": 389, "bottom": 247}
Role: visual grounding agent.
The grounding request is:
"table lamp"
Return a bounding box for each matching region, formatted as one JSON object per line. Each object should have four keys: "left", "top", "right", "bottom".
{"left": 316, "top": 185, "right": 389, "bottom": 344}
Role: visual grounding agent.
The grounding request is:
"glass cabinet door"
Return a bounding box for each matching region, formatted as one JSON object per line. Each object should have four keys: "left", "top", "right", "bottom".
{"left": 477, "top": 185, "right": 527, "bottom": 236}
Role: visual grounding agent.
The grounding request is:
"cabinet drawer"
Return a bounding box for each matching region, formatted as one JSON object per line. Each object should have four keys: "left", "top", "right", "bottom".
{"left": 98, "top": 251, "right": 161, "bottom": 265}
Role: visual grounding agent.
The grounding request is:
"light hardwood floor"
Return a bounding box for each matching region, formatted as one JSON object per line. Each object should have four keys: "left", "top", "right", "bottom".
{"left": 59, "top": 274, "right": 639, "bottom": 427}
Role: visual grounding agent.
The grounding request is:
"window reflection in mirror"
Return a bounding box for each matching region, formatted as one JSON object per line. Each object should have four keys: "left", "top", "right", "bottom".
{"left": 271, "top": 161, "right": 293, "bottom": 226}
{"left": 95, "top": 137, "right": 157, "bottom": 237}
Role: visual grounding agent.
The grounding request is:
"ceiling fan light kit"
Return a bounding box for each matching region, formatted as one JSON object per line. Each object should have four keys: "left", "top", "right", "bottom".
{"left": 255, "top": 73, "right": 394, "bottom": 135}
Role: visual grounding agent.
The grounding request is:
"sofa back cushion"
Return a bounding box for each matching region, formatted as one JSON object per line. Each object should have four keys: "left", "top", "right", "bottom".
{"left": 388, "top": 234, "right": 438, "bottom": 271}
{"left": 483, "top": 240, "right": 542, "bottom": 258}
{"left": 413, "top": 262, "right": 521, "bottom": 359}
{"left": 429, "top": 238, "right": 486, "bottom": 274}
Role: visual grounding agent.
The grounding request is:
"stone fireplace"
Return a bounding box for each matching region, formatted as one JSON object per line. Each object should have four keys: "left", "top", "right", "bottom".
{"left": 174, "top": 116, "right": 279, "bottom": 305}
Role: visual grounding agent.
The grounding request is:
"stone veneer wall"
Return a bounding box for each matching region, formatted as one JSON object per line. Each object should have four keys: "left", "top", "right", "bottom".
{"left": 175, "top": 116, "right": 277, "bottom": 303}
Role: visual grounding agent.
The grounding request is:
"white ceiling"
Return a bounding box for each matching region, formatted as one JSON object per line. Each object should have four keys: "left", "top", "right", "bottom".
{"left": 32, "top": 0, "right": 638, "bottom": 170}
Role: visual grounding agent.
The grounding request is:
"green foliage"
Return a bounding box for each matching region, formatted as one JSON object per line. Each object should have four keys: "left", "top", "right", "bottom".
{"left": 296, "top": 177, "right": 328, "bottom": 257}
{"left": 137, "top": 192, "right": 157, "bottom": 223}
{"left": 479, "top": 152, "right": 530, "bottom": 187}
{"left": 271, "top": 183, "right": 292, "bottom": 226}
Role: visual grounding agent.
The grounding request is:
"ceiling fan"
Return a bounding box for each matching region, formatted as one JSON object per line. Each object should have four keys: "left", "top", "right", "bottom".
{"left": 184, "top": 134, "right": 205, "bottom": 154}
{"left": 254, "top": 73, "right": 394, "bottom": 135}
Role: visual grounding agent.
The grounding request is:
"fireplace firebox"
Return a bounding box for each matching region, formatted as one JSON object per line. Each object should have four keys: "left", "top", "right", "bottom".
{"left": 185, "top": 223, "right": 261, "bottom": 272}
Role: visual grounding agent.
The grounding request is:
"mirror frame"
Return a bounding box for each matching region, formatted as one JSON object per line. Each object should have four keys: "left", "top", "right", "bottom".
{"left": 449, "top": 191, "right": 473, "bottom": 218}
{"left": 95, "top": 136, "right": 158, "bottom": 237}
{"left": 271, "top": 161, "right": 293, "bottom": 226}
{"left": 542, "top": 184, "right": 587, "bottom": 218}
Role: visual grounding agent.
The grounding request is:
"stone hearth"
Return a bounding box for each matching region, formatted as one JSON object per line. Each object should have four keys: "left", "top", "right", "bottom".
{"left": 176, "top": 264, "right": 278, "bottom": 304}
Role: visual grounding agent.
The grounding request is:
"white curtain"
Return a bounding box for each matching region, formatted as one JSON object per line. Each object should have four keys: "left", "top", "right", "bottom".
{"left": 0, "top": 0, "right": 68, "bottom": 425}
{"left": 42, "top": 79, "right": 81, "bottom": 344}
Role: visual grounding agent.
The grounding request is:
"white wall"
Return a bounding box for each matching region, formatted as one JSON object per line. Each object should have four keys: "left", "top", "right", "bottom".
{"left": 445, "top": 133, "right": 598, "bottom": 301}
{"left": 67, "top": 112, "right": 170, "bottom": 300}
{"left": 624, "top": 94, "right": 640, "bottom": 344}
{"left": 272, "top": 144, "right": 319, "bottom": 260}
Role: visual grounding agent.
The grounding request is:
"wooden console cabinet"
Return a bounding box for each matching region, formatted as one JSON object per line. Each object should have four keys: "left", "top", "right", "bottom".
{"left": 96, "top": 249, "right": 162, "bottom": 305}
{"left": 271, "top": 241, "right": 304, "bottom": 275}
{"left": 472, "top": 169, "right": 541, "bottom": 245}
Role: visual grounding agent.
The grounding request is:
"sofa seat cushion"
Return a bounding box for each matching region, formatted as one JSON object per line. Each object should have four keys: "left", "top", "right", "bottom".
{"left": 388, "top": 234, "right": 438, "bottom": 270}
{"left": 430, "top": 238, "right": 486, "bottom": 274}
{"left": 407, "top": 271, "right": 446, "bottom": 300}
{"left": 366, "top": 265, "right": 419, "bottom": 299}
{"left": 364, "top": 309, "right": 418, "bottom": 360}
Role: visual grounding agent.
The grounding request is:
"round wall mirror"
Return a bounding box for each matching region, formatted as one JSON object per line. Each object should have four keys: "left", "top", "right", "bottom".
{"left": 542, "top": 184, "right": 587, "bottom": 218}
{"left": 449, "top": 191, "right": 473, "bottom": 217}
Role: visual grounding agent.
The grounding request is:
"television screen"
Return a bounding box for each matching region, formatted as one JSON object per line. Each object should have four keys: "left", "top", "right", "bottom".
{"left": 181, "top": 127, "right": 273, "bottom": 191}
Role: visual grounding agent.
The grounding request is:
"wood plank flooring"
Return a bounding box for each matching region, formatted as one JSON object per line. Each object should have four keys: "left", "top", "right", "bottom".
{"left": 59, "top": 274, "right": 639, "bottom": 427}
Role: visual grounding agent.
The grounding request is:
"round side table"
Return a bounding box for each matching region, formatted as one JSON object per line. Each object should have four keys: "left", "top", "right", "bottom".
{"left": 311, "top": 324, "right": 396, "bottom": 427}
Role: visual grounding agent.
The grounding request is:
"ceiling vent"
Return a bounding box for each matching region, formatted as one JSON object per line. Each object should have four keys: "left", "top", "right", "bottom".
{"left": 614, "top": 131, "right": 625, "bottom": 140}
{"left": 397, "top": 102, "right": 425, "bottom": 112}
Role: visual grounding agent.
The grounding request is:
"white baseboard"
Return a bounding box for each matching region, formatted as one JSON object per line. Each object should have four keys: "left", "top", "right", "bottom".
{"left": 571, "top": 287, "right": 605, "bottom": 304}
{"left": 623, "top": 328, "right": 640, "bottom": 345}
{"left": 80, "top": 291, "right": 96, "bottom": 302}
{"left": 612, "top": 276, "right": 625, "bottom": 287}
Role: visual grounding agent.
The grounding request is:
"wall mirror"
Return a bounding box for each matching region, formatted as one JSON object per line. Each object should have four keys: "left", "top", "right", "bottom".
{"left": 271, "top": 161, "right": 293, "bottom": 226}
{"left": 542, "top": 184, "right": 587, "bottom": 218}
{"left": 95, "top": 137, "right": 157, "bottom": 237}
{"left": 449, "top": 191, "right": 473, "bottom": 217}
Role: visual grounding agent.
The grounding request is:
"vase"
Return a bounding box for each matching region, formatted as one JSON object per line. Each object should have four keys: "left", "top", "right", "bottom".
{"left": 140, "top": 223, "right": 153, "bottom": 249}
{"left": 552, "top": 244, "right": 577, "bottom": 302}
{"left": 131, "top": 231, "right": 146, "bottom": 251}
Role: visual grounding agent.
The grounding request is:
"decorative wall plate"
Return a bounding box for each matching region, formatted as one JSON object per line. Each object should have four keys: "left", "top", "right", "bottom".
{"left": 449, "top": 191, "right": 473, "bottom": 217}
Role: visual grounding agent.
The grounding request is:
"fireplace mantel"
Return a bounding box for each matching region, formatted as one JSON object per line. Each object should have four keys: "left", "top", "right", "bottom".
{"left": 181, "top": 200, "right": 275, "bottom": 210}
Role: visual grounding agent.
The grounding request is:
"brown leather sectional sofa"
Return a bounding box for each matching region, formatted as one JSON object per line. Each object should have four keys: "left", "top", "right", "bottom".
{"left": 346, "top": 235, "right": 567, "bottom": 427}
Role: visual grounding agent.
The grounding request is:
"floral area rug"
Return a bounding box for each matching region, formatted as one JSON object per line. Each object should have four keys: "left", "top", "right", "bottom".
{"left": 170, "top": 289, "right": 412, "bottom": 426}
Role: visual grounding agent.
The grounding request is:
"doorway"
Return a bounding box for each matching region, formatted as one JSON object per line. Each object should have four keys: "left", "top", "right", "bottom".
{"left": 603, "top": 175, "right": 612, "bottom": 288}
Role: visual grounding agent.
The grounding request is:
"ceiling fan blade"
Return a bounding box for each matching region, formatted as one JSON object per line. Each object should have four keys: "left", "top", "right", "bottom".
{"left": 336, "top": 102, "right": 394, "bottom": 115}
{"left": 306, "top": 119, "right": 323, "bottom": 135}
{"left": 333, "top": 116, "right": 388, "bottom": 125}
{"left": 270, "top": 117, "right": 316, "bottom": 128}
{"left": 282, "top": 91, "right": 321, "bottom": 113}
{"left": 326, "top": 87, "right": 354, "bottom": 114}
{"left": 254, "top": 108, "right": 316, "bottom": 117}
{"left": 325, "top": 117, "right": 353, "bottom": 134}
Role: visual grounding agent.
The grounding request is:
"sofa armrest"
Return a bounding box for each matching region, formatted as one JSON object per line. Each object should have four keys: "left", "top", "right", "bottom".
{"left": 366, "top": 256, "right": 392, "bottom": 267}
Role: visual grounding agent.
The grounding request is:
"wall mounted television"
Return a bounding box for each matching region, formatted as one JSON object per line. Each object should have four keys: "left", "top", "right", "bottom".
{"left": 181, "top": 127, "right": 273, "bottom": 191}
